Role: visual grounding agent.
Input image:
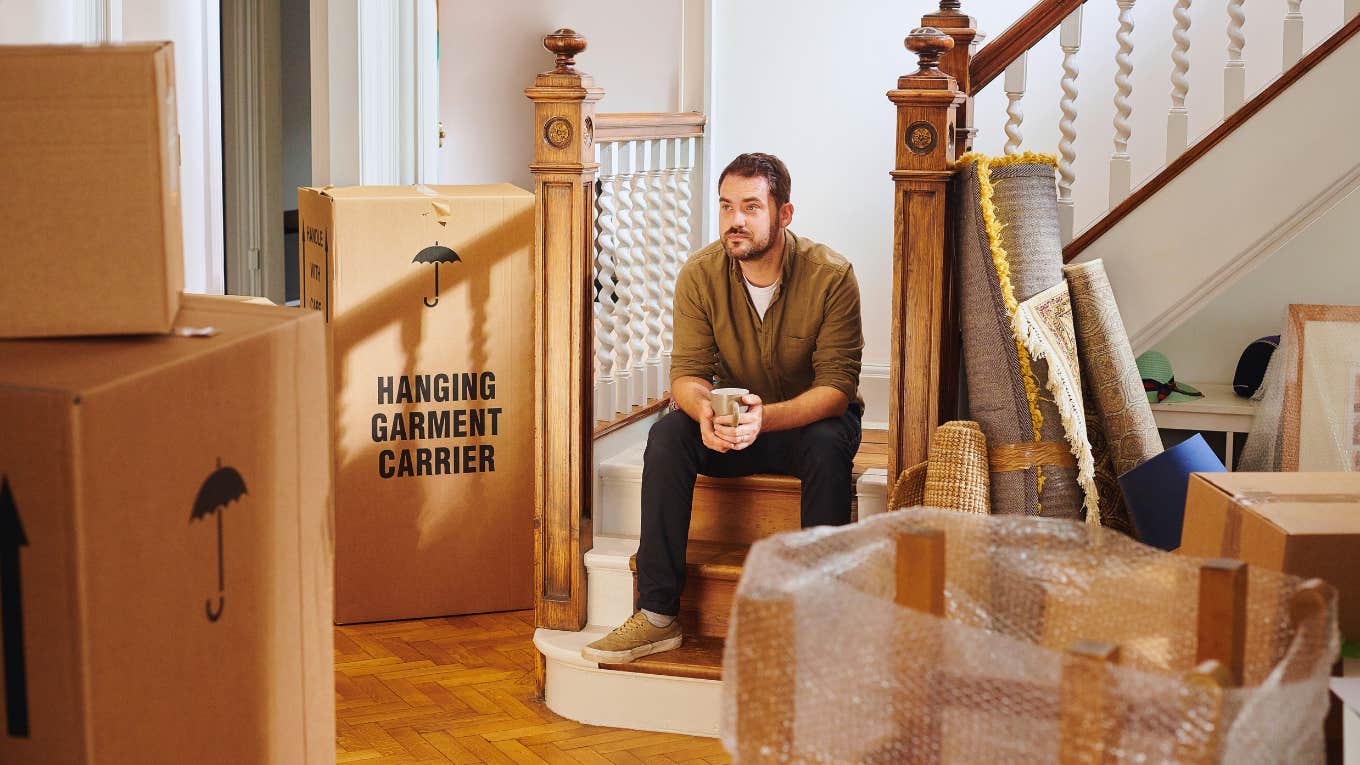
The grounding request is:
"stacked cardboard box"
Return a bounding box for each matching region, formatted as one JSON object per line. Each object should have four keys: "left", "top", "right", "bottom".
{"left": 299, "top": 184, "right": 535, "bottom": 623}
{"left": 0, "top": 45, "right": 335, "bottom": 764}
{"left": 0, "top": 296, "right": 334, "bottom": 763}
{"left": 1182, "top": 471, "right": 1360, "bottom": 638}
{"left": 0, "top": 43, "right": 183, "bottom": 338}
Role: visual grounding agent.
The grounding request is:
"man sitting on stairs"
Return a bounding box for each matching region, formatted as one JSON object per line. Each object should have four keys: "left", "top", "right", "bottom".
{"left": 582, "top": 152, "right": 864, "bottom": 664}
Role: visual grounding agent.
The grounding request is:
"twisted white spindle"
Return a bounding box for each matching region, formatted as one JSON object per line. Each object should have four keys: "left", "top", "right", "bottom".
{"left": 659, "top": 138, "right": 686, "bottom": 391}
{"left": 1003, "top": 54, "right": 1027, "bottom": 155}
{"left": 1283, "top": 0, "right": 1304, "bottom": 67}
{"left": 1225, "top": 0, "right": 1246, "bottom": 113}
{"left": 640, "top": 140, "right": 669, "bottom": 401}
{"left": 593, "top": 143, "right": 623, "bottom": 418}
{"left": 676, "top": 138, "right": 696, "bottom": 265}
{"left": 1110, "top": 0, "right": 1136, "bottom": 206}
{"left": 1058, "top": 8, "right": 1082, "bottom": 244}
{"left": 613, "top": 142, "right": 646, "bottom": 409}
{"left": 1167, "top": 0, "right": 1193, "bottom": 163}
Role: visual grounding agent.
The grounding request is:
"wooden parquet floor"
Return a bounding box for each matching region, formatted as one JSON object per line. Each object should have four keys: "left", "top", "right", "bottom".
{"left": 335, "top": 611, "right": 732, "bottom": 764}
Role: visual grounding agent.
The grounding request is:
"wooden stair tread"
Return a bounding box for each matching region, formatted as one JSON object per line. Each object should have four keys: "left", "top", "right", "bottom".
{"left": 696, "top": 472, "right": 801, "bottom": 492}
{"left": 687, "top": 427, "right": 886, "bottom": 493}
{"left": 599, "top": 634, "right": 725, "bottom": 681}
{"left": 628, "top": 539, "right": 748, "bottom": 581}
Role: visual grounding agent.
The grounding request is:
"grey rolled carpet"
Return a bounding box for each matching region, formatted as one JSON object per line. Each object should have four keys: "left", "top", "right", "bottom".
{"left": 954, "top": 155, "right": 1083, "bottom": 521}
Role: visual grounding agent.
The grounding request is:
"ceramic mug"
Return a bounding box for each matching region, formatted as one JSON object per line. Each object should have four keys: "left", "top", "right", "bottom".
{"left": 710, "top": 387, "right": 749, "bottom": 428}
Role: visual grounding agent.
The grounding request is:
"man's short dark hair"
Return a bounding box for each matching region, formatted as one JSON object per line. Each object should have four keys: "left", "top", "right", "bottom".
{"left": 718, "top": 153, "right": 791, "bottom": 209}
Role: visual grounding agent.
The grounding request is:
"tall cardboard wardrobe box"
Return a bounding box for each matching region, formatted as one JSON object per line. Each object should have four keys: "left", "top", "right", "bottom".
{"left": 298, "top": 184, "right": 535, "bottom": 623}
{"left": 0, "top": 295, "right": 334, "bottom": 764}
{"left": 0, "top": 43, "right": 183, "bottom": 338}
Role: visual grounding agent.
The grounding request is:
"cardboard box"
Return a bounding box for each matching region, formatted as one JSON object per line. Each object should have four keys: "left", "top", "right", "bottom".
{"left": 1181, "top": 471, "right": 1360, "bottom": 639}
{"left": 0, "top": 295, "right": 333, "bottom": 763}
{"left": 0, "top": 43, "right": 183, "bottom": 338}
{"left": 298, "top": 184, "right": 535, "bottom": 623}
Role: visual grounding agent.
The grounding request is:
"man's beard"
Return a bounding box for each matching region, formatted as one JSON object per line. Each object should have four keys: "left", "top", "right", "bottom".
{"left": 723, "top": 222, "right": 782, "bottom": 262}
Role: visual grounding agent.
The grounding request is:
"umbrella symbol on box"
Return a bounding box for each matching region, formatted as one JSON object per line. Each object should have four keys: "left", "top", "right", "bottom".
{"left": 189, "top": 458, "right": 247, "bottom": 623}
{"left": 413, "top": 243, "right": 461, "bottom": 308}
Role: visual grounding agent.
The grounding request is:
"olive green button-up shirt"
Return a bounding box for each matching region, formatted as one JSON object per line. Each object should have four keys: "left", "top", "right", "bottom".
{"left": 669, "top": 230, "right": 864, "bottom": 408}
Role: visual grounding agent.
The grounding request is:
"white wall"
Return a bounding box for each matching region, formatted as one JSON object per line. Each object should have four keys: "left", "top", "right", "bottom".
{"left": 436, "top": 0, "right": 684, "bottom": 189}
{"left": 709, "top": 0, "right": 1350, "bottom": 369}
{"left": 1151, "top": 184, "right": 1360, "bottom": 384}
{"left": 1, "top": 0, "right": 226, "bottom": 295}
{"left": 0, "top": 0, "right": 80, "bottom": 42}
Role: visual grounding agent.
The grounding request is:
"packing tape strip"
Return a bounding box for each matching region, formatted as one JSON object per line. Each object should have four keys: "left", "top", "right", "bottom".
{"left": 1219, "top": 492, "right": 1360, "bottom": 556}
{"left": 1235, "top": 492, "right": 1360, "bottom": 504}
{"left": 989, "top": 441, "right": 1076, "bottom": 472}
{"left": 415, "top": 184, "right": 452, "bottom": 225}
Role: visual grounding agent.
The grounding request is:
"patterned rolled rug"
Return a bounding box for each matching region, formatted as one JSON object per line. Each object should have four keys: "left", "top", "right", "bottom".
{"left": 954, "top": 154, "right": 1093, "bottom": 522}
{"left": 1064, "top": 259, "right": 1163, "bottom": 533}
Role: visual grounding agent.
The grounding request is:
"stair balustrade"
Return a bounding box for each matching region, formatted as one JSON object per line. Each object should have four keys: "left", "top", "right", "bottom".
{"left": 591, "top": 116, "right": 705, "bottom": 432}
{"left": 966, "top": 0, "right": 1358, "bottom": 255}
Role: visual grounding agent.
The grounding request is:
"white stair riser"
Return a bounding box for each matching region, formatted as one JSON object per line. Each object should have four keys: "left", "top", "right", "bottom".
{"left": 599, "top": 469, "right": 644, "bottom": 537}
{"left": 587, "top": 565, "right": 635, "bottom": 628}
{"left": 543, "top": 658, "right": 721, "bottom": 737}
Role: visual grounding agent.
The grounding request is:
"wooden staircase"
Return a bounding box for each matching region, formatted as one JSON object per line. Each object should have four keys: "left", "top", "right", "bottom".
{"left": 595, "top": 433, "right": 889, "bottom": 688}
{"left": 534, "top": 429, "right": 887, "bottom": 736}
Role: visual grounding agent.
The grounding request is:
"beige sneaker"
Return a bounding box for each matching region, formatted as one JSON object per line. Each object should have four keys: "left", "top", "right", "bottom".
{"left": 580, "top": 612, "right": 682, "bottom": 664}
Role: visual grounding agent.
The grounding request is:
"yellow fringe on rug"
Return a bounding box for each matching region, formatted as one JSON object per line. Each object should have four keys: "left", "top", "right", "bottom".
{"left": 959, "top": 152, "right": 1056, "bottom": 504}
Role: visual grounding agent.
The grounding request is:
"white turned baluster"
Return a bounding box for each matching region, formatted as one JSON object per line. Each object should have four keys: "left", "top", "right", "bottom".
{"left": 676, "top": 138, "right": 696, "bottom": 255}
{"left": 659, "top": 138, "right": 686, "bottom": 393}
{"left": 623, "top": 141, "right": 650, "bottom": 407}
{"left": 1167, "top": 0, "right": 1193, "bottom": 163}
{"left": 1110, "top": 0, "right": 1136, "bottom": 206}
{"left": 594, "top": 143, "right": 623, "bottom": 418}
{"left": 1283, "top": 0, "right": 1304, "bottom": 67}
{"left": 641, "top": 140, "right": 668, "bottom": 401}
{"left": 1003, "top": 54, "right": 1027, "bottom": 155}
{"left": 1058, "top": 8, "right": 1082, "bottom": 245}
{"left": 1225, "top": 0, "right": 1246, "bottom": 113}
{"left": 614, "top": 142, "right": 646, "bottom": 409}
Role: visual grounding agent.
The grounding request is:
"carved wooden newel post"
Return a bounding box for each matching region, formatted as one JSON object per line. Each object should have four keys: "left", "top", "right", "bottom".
{"left": 526, "top": 29, "right": 602, "bottom": 631}
{"left": 887, "top": 28, "right": 966, "bottom": 483}
{"left": 924, "top": 1, "right": 981, "bottom": 152}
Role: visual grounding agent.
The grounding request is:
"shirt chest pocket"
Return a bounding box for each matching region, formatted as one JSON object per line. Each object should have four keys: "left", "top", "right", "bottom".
{"left": 778, "top": 333, "right": 815, "bottom": 370}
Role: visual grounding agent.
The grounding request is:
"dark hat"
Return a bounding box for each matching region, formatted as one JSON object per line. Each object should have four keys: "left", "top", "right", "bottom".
{"left": 1233, "top": 335, "right": 1279, "bottom": 398}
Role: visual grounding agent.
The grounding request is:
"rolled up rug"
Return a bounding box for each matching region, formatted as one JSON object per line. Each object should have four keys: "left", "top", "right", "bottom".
{"left": 955, "top": 153, "right": 1088, "bottom": 521}
{"left": 1064, "top": 258, "right": 1161, "bottom": 534}
{"left": 1064, "top": 259, "right": 1163, "bottom": 471}
{"left": 888, "top": 420, "right": 990, "bottom": 515}
{"left": 1117, "top": 433, "right": 1226, "bottom": 551}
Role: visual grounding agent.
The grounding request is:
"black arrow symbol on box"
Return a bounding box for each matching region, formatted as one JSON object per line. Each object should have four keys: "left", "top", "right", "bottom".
{"left": 0, "top": 476, "right": 28, "bottom": 738}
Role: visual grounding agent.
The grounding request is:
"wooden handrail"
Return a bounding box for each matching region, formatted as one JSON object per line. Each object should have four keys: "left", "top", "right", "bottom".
{"left": 970, "top": 0, "right": 1086, "bottom": 95}
{"left": 593, "top": 111, "right": 706, "bottom": 142}
{"left": 1064, "top": 12, "right": 1360, "bottom": 261}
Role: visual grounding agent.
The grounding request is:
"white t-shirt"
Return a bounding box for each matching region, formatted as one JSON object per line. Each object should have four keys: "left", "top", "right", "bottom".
{"left": 746, "top": 278, "right": 779, "bottom": 320}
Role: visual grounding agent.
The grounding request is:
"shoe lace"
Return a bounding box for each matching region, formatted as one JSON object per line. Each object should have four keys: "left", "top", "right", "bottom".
{"left": 619, "top": 612, "right": 653, "bottom": 637}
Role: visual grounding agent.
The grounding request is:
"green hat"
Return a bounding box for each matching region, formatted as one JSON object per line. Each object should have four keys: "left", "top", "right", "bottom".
{"left": 1137, "top": 351, "right": 1203, "bottom": 404}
